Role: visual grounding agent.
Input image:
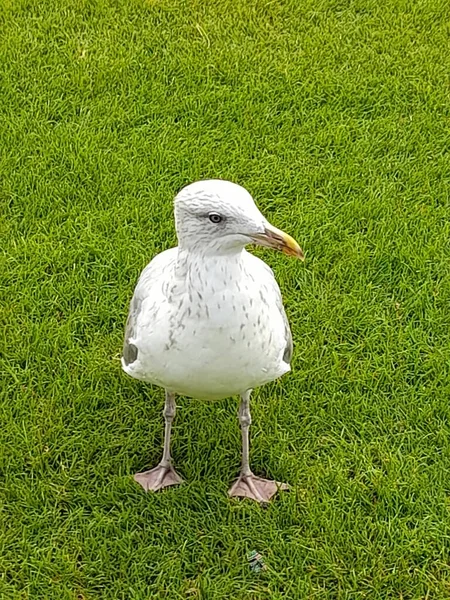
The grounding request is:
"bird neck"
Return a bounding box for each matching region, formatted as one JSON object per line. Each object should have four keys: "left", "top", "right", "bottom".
{"left": 175, "top": 247, "right": 246, "bottom": 292}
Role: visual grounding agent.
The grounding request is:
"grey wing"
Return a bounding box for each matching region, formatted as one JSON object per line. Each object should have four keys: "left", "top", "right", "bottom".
{"left": 122, "top": 248, "right": 178, "bottom": 368}
{"left": 122, "top": 293, "right": 141, "bottom": 366}
{"left": 255, "top": 256, "right": 293, "bottom": 365}
{"left": 280, "top": 301, "right": 293, "bottom": 365}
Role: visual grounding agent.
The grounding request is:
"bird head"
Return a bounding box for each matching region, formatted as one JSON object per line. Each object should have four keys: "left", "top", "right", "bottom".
{"left": 174, "top": 179, "right": 304, "bottom": 259}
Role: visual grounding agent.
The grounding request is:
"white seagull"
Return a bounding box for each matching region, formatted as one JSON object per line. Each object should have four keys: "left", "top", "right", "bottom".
{"left": 122, "top": 180, "right": 304, "bottom": 503}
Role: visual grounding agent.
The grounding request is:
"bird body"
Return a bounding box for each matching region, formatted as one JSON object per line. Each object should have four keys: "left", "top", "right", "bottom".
{"left": 122, "top": 247, "right": 290, "bottom": 400}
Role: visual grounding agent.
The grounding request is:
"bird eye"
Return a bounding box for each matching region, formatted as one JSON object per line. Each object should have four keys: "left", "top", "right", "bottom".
{"left": 208, "top": 213, "right": 223, "bottom": 224}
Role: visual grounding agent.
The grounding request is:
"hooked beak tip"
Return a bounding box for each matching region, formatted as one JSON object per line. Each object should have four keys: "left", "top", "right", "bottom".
{"left": 251, "top": 224, "right": 304, "bottom": 260}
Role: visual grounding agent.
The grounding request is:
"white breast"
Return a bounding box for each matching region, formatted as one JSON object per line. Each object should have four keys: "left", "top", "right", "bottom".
{"left": 123, "top": 249, "right": 290, "bottom": 400}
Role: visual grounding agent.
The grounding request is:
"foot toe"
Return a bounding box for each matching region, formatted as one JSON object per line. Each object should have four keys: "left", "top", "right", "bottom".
{"left": 228, "top": 474, "right": 288, "bottom": 503}
{"left": 134, "top": 464, "right": 183, "bottom": 492}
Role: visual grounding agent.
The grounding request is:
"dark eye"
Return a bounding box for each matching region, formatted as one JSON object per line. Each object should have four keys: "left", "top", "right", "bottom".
{"left": 208, "top": 212, "right": 223, "bottom": 224}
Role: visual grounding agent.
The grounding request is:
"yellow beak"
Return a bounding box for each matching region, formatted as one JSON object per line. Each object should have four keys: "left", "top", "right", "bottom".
{"left": 251, "top": 223, "right": 304, "bottom": 260}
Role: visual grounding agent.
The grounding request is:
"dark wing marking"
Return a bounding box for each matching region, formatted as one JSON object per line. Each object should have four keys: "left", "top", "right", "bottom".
{"left": 123, "top": 340, "right": 138, "bottom": 365}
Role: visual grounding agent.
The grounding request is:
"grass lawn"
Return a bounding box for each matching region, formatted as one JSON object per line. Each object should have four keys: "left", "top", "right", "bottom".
{"left": 2, "top": 0, "right": 450, "bottom": 597}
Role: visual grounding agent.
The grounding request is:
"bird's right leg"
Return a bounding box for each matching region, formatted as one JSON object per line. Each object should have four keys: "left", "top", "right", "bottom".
{"left": 134, "top": 390, "right": 183, "bottom": 492}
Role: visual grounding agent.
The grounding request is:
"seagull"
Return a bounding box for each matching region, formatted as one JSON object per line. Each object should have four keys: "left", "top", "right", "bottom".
{"left": 122, "top": 180, "right": 304, "bottom": 503}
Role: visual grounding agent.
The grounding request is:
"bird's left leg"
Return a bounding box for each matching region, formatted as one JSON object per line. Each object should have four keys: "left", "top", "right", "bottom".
{"left": 134, "top": 390, "right": 183, "bottom": 492}
{"left": 228, "top": 390, "right": 288, "bottom": 503}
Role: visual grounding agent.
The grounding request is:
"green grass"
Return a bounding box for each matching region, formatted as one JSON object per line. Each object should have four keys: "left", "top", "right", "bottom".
{"left": 1, "top": 0, "right": 450, "bottom": 597}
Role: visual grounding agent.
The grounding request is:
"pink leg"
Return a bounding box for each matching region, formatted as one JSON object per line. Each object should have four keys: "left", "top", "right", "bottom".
{"left": 228, "top": 390, "right": 288, "bottom": 503}
{"left": 134, "top": 391, "right": 183, "bottom": 492}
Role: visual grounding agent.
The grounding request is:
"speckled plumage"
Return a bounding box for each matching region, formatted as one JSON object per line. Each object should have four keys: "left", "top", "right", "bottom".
{"left": 122, "top": 180, "right": 292, "bottom": 400}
